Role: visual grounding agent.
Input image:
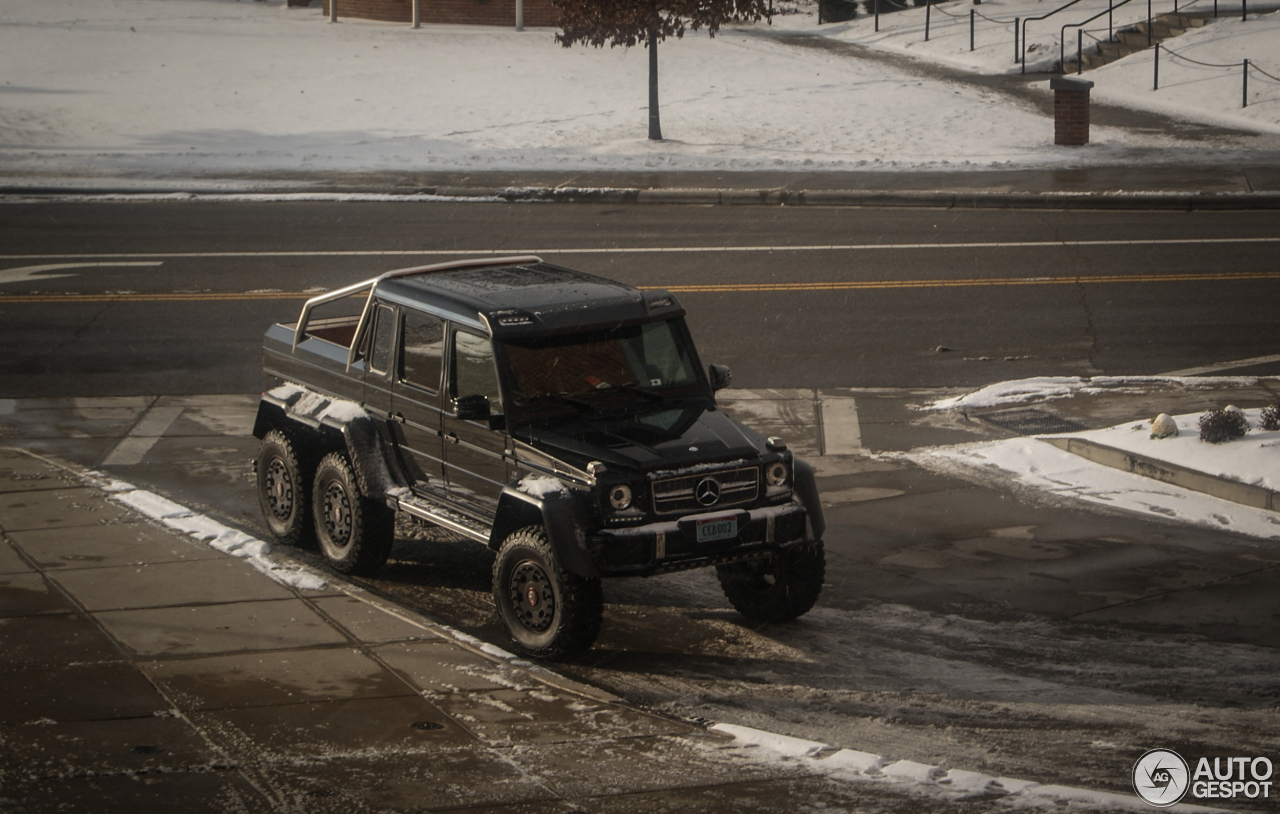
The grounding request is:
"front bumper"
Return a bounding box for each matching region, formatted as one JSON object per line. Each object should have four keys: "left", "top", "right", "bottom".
{"left": 591, "top": 500, "right": 814, "bottom": 576}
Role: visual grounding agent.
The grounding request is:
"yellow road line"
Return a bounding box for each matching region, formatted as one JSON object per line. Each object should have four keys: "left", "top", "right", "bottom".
{"left": 0, "top": 270, "right": 1277, "bottom": 304}
{"left": 660, "top": 271, "right": 1280, "bottom": 293}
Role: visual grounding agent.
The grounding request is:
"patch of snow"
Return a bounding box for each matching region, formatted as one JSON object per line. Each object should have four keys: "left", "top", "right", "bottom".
{"left": 106, "top": 480, "right": 329, "bottom": 590}
{"left": 709, "top": 723, "right": 832, "bottom": 758}
{"left": 939, "top": 769, "right": 1000, "bottom": 792}
{"left": 709, "top": 718, "right": 1231, "bottom": 810}
{"left": 517, "top": 475, "right": 569, "bottom": 499}
{"left": 1059, "top": 408, "right": 1280, "bottom": 491}
{"left": 928, "top": 377, "right": 1087, "bottom": 410}
{"left": 882, "top": 759, "right": 946, "bottom": 783}
{"left": 909, "top": 435, "right": 1280, "bottom": 540}
{"left": 818, "top": 748, "right": 889, "bottom": 775}
{"left": 926, "top": 375, "right": 1265, "bottom": 411}
{"left": 112, "top": 489, "right": 194, "bottom": 520}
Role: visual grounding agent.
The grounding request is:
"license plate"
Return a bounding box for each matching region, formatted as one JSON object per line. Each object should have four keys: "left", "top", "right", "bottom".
{"left": 696, "top": 516, "right": 737, "bottom": 543}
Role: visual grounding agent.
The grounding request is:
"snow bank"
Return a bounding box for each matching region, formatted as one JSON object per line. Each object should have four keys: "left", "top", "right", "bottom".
{"left": 926, "top": 375, "right": 1264, "bottom": 411}
{"left": 911, "top": 436, "right": 1280, "bottom": 539}
{"left": 100, "top": 476, "right": 330, "bottom": 590}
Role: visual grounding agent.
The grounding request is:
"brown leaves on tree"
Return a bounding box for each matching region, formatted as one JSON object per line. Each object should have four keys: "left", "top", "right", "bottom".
{"left": 553, "top": 0, "right": 771, "bottom": 48}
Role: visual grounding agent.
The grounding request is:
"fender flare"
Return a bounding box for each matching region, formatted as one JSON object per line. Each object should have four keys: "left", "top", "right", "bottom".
{"left": 490, "top": 486, "right": 599, "bottom": 579}
{"left": 253, "top": 395, "right": 406, "bottom": 500}
{"left": 793, "top": 458, "right": 825, "bottom": 540}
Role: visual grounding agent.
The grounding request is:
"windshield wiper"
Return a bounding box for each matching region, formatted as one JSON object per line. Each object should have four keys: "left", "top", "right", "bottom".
{"left": 520, "top": 392, "right": 593, "bottom": 411}
{"left": 597, "top": 382, "right": 665, "bottom": 401}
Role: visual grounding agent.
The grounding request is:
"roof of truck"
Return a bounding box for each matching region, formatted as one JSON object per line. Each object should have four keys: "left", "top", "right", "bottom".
{"left": 372, "top": 258, "right": 684, "bottom": 338}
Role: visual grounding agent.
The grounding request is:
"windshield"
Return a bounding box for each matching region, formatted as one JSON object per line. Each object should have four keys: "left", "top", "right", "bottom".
{"left": 502, "top": 319, "right": 703, "bottom": 413}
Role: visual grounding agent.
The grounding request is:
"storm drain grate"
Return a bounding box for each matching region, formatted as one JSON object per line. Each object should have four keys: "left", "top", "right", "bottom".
{"left": 977, "top": 408, "right": 1087, "bottom": 437}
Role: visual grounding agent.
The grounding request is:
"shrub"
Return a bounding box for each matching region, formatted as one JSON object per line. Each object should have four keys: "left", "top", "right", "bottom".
{"left": 1261, "top": 404, "right": 1280, "bottom": 432}
{"left": 1198, "top": 408, "right": 1249, "bottom": 444}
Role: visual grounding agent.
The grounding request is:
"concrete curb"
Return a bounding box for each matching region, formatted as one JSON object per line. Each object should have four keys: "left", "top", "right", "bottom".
{"left": 5, "top": 184, "right": 1280, "bottom": 210}
{"left": 1042, "top": 436, "right": 1279, "bottom": 511}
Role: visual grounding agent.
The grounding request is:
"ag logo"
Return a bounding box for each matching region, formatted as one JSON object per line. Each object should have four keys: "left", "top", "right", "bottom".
{"left": 1133, "top": 749, "right": 1190, "bottom": 807}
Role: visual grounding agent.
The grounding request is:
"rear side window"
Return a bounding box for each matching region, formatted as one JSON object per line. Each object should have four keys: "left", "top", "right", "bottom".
{"left": 400, "top": 310, "right": 444, "bottom": 393}
{"left": 368, "top": 305, "right": 395, "bottom": 375}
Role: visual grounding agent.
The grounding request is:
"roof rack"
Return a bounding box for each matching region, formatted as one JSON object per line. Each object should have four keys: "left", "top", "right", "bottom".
{"left": 288, "top": 256, "right": 543, "bottom": 369}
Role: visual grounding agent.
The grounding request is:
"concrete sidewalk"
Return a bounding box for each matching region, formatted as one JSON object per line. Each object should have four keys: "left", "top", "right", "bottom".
{"left": 0, "top": 447, "right": 959, "bottom": 814}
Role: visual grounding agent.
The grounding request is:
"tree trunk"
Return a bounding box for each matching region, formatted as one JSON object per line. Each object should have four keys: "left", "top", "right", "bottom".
{"left": 647, "top": 25, "right": 662, "bottom": 141}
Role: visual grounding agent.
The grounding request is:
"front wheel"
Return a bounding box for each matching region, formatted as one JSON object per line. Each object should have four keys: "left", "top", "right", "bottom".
{"left": 312, "top": 451, "right": 395, "bottom": 576}
{"left": 492, "top": 527, "right": 602, "bottom": 660}
{"left": 716, "top": 541, "right": 825, "bottom": 624}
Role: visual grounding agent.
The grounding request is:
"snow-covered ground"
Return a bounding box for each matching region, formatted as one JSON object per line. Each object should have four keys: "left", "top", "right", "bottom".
{"left": 791, "top": 0, "right": 1280, "bottom": 134}
{"left": 914, "top": 381, "right": 1280, "bottom": 541}
{"left": 1, "top": 0, "right": 1278, "bottom": 183}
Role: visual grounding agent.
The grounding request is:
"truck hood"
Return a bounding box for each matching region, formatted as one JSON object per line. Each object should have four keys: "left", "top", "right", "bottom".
{"left": 517, "top": 403, "right": 763, "bottom": 473}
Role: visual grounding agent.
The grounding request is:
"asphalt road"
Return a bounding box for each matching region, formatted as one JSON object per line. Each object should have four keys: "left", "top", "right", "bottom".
{"left": 2, "top": 201, "right": 1279, "bottom": 397}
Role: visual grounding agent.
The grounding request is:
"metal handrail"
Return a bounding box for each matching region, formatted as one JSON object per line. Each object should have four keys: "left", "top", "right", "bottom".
{"left": 1021, "top": 0, "right": 1091, "bottom": 72}
{"left": 1060, "top": 0, "right": 1139, "bottom": 71}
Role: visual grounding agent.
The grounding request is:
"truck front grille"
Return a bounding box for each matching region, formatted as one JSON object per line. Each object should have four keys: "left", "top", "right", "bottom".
{"left": 652, "top": 466, "right": 759, "bottom": 515}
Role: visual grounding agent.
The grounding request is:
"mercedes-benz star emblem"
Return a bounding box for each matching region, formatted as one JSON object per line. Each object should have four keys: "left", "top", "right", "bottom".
{"left": 695, "top": 477, "right": 721, "bottom": 507}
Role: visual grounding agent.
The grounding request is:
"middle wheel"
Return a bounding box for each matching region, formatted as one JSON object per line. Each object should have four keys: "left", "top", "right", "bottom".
{"left": 311, "top": 451, "right": 395, "bottom": 576}
{"left": 492, "top": 526, "right": 602, "bottom": 660}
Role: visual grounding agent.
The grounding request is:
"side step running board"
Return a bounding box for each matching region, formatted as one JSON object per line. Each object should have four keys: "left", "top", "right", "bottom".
{"left": 392, "top": 493, "right": 491, "bottom": 544}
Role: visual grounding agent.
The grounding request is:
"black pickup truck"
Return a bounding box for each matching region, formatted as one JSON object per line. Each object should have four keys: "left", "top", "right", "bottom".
{"left": 253, "top": 257, "right": 825, "bottom": 659}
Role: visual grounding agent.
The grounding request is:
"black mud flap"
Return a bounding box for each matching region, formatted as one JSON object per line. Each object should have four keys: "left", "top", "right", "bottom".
{"left": 793, "top": 458, "right": 825, "bottom": 540}
{"left": 340, "top": 415, "right": 405, "bottom": 499}
{"left": 490, "top": 486, "right": 599, "bottom": 579}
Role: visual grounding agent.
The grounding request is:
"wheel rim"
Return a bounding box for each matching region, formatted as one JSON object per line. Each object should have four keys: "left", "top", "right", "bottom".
{"left": 320, "top": 478, "right": 353, "bottom": 552}
{"left": 263, "top": 456, "right": 294, "bottom": 521}
{"left": 508, "top": 559, "right": 555, "bottom": 633}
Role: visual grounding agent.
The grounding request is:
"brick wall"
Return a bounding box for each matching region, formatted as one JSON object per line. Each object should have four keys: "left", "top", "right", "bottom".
{"left": 319, "top": 0, "right": 558, "bottom": 27}
{"left": 1053, "top": 88, "right": 1091, "bottom": 146}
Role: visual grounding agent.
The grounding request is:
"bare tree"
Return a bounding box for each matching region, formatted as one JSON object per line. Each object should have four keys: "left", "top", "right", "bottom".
{"left": 553, "top": 1, "right": 771, "bottom": 140}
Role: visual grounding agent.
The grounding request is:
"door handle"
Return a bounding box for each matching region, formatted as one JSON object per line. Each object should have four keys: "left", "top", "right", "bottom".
{"left": 445, "top": 432, "right": 459, "bottom": 444}
{"left": 392, "top": 412, "right": 406, "bottom": 423}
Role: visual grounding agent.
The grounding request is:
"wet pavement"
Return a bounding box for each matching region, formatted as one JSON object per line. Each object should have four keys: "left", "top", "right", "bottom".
{"left": 3, "top": 446, "right": 1183, "bottom": 814}
{"left": 2, "top": 378, "right": 1278, "bottom": 811}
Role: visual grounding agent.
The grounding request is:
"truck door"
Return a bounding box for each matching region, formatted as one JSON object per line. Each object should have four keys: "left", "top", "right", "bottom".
{"left": 390, "top": 309, "right": 446, "bottom": 490}
{"left": 441, "top": 327, "right": 509, "bottom": 515}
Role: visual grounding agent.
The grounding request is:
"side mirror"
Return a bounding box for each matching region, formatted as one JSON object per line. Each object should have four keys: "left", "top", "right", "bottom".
{"left": 454, "top": 394, "right": 491, "bottom": 421}
{"left": 708, "top": 364, "right": 732, "bottom": 392}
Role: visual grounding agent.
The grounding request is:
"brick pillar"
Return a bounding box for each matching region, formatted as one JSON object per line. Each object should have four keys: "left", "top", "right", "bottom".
{"left": 1051, "top": 76, "right": 1094, "bottom": 146}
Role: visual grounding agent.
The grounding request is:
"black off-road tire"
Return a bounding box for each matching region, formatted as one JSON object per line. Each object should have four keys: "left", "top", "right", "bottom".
{"left": 492, "top": 527, "right": 603, "bottom": 660}
{"left": 716, "top": 541, "right": 825, "bottom": 624}
{"left": 256, "top": 428, "right": 320, "bottom": 548}
{"left": 312, "top": 451, "right": 395, "bottom": 576}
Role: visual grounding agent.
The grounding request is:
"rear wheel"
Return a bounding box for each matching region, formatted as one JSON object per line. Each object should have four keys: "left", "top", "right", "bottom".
{"left": 256, "top": 428, "right": 319, "bottom": 548}
{"left": 312, "top": 451, "right": 395, "bottom": 576}
{"left": 493, "top": 527, "right": 602, "bottom": 660}
{"left": 716, "top": 541, "right": 825, "bottom": 624}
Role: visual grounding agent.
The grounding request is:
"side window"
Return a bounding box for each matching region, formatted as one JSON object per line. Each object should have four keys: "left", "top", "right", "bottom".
{"left": 451, "top": 331, "right": 503, "bottom": 413}
{"left": 368, "top": 304, "right": 395, "bottom": 375}
{"left": 400, "top": 310, "right": 444, "bottom": 393}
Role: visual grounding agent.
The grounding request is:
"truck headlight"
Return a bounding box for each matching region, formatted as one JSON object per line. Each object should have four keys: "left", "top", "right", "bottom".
{"left": 609, "top": 484, "right": 633, "bottom": 511}
{"left": 765, "top": 463, "right": 788, "bottom": 487}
